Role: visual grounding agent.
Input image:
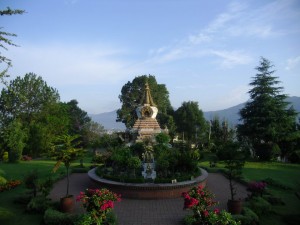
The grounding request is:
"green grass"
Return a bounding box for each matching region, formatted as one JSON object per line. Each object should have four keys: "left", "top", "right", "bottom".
{"left": 242, "top": 161, "right": 300, "bottom": 189}
{"left": 0, "top": 156, "right": 93, "bottom": 225}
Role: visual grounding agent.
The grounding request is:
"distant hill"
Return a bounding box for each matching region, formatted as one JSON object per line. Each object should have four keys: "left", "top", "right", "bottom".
{"left": 90, "top": 96, "right": 300, "bottom": 130}
{"left": 204, "top": 96, "right": 300, "bottom": 126}
{"left": 89, "top": 110, "right": 126, "bottom": 131}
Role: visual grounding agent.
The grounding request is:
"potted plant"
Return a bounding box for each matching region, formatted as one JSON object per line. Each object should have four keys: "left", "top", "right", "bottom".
{"left": 225, "top": 159, "right": 245, "bottom": 214}
{"left": 50, "top": 134, "right": 84, "bottom": 213}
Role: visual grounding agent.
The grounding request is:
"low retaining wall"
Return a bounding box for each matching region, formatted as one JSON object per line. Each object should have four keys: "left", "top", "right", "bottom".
{"left": 88, "top": 168, "right": 208, "bottom": 199}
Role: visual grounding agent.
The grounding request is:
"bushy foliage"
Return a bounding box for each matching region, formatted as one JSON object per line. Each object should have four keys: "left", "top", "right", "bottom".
{"left": 246, "top": 196, "right": 271, "bottom": 217}
{"left": 26, "top": 195, "right": 50, "bottom": 213}
{"left": 2, "top": 151, "right": 8, "bottom": 162}
{"left": 233, "top": 207, "right": 259, "bottom": 225}
{"left": 44, "top": 208, "right": 78, "bottom": 225}
{"left": 0, "top": 176, "right": 7, "bottom": 185}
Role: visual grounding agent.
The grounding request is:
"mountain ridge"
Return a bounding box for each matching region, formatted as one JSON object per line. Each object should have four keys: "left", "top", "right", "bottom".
{"left": 90, "top": 96, "right": 300, "bottom": 130}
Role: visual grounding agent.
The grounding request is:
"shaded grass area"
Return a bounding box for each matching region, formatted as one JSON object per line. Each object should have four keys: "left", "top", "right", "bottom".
{"left": 242, "top": 162, "right": 300, "bottom": 190}
{"left": 0, "top": 156, "right": 93, "bottom": 225}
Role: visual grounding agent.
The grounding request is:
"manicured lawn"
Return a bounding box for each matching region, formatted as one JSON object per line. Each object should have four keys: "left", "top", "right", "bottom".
{"left": 242, "top": 161, "right": 300, "bottom": 189}
{"left": 0, "top": 156, "right": 93, "bottom": 225}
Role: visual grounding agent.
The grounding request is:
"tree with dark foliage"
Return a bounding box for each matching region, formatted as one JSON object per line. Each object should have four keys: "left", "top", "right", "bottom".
{"left": 238, "top": 57, "right": 298, "bottom": 160}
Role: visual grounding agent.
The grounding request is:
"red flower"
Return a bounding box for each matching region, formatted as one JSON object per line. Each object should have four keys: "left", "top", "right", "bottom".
{"left": 203, "top": 210, "right": 209, "bottom": 217}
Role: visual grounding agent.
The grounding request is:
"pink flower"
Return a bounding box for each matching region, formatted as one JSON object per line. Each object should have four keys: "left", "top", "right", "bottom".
{"left": 214, "top": 208, "right": 220, "bottom": 214}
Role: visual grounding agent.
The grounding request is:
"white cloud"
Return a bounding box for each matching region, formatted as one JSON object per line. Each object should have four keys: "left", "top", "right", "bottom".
{"left": 285, "top": 56, "right": 300, "bottom": 70}
{"left": 210, "top": 50, "right": 253, "bottom": 68}
{"left": 146, "top": 0, "right": 299, "bottom": 67}
{"left": 7, "top": 43, "right": 134, "bottom": 86}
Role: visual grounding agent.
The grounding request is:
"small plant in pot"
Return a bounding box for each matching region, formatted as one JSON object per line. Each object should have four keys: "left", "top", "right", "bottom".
{"left": 225, "top": 159, "right": 245, "bottom": 214}
{"left": 50, "top": 134, "right": 84, "bottom": 213}
{"left": 222, "top": 141, "right": 245, "bottom": 215}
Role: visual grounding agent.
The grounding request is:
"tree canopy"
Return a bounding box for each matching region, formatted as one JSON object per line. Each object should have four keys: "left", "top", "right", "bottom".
{"left": 174, "top": 101, "right": 207, "bottom": 142}
{"left": 0, "top": 73, "right": 60, "bottom": 127}
{"left": 116, "top": 75, "right": 173, "bottom": 128}
{"left": 0, "top": 6, "right": 25, "bottom": 84}
{"left": 238, "top": 57, "right": 298, "bottom": 160}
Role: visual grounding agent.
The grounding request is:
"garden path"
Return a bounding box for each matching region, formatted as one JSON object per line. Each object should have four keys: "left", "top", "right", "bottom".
{"left": 49, "top": 172, "right": 249, "bottom": 225}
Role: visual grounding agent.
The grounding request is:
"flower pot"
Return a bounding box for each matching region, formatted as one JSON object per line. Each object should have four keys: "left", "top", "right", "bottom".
{"left": 60, "top": 195, "right": 74, "bottom": 213}
{"left": 227, "top": 199, "right": 242, "bottom": 214}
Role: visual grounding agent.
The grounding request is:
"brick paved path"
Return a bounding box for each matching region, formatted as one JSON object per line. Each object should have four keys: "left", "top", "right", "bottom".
{"left": 49, "top": 172, "right": 249, "bottom": 225}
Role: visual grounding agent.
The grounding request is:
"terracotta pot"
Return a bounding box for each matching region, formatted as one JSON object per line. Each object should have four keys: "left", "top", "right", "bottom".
{"left": 60, "top": 195, "right": 74, "bottom": 213}
{"left": 227, "top": 199, "right": 242, "bottom": 214}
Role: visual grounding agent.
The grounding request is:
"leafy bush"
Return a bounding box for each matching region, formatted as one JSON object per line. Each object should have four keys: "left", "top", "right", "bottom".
{"left": 123, "top": 177, "right": 145, "bottom": 183}
{"left": 105, "top": 211, "right": 118, "bottom": 225}
{"left": 246, "top": 196, "right": 271, "bottom": 217}
{"left": 26, "top": 195, "right": 50, "bottom": 213}
{"left": 44, "top": 208, "right": 78, "bottom": 225}
{"left": 0, "top": 176, "right": 7, "bottom": 185}
{"left": 183, "top": 214, "right": 196, "bottom": 225}
{"left": 233, "top": 207, "right": 259, "bottom": 225}
{"left": 154, "top": 177, "right": 172, "bottom": 183}
{"left": 2, "top": 151, "right": 8, "bottom": 162}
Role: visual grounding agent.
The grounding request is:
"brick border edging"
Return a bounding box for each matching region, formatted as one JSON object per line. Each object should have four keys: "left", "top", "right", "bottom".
{"left": 88, "top": 168, "right": 208, "bottom": 199}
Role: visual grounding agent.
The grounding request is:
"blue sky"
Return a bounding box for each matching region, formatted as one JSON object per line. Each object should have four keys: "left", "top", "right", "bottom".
{"left": 1, "top": 0, "right": 300, "bottom": 114}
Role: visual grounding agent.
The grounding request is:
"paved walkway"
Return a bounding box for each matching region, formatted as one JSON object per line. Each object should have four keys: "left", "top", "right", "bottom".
{"left": 49, "top": 172, "right": 249, "bottom": 225}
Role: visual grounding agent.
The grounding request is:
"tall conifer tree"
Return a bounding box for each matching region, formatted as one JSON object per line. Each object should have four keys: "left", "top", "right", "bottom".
{"left": 238, "top": 57, "right": 297, "bottom": 160}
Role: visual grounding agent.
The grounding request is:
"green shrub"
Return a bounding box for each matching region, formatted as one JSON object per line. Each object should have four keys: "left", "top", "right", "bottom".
{"left": 123, "top": 177, "right": 145, "bottom": 183}
{"left": 0, "top": 176, "right": 7, "bottom": 185}
{"left": 44, "top": 208, "right": 78, "bottom": 225}
{"left": 2, "top": 152, "right": 8, "bottom": 162}
{"left": 233, "top": 207, "right": 259, "bottom": 225}
{"left": 154, "top": 178, "right": 172, "bottom": 183}
{"left": 105, "top": 211, "right": 118, "bottom": 225}
{"left": 26, "top": 195, "right": 50, "bottom": 213}
{"left": 182, "top": 214, "right": 197, "bottom": 225}
{"left": 246, "top": 196, "right": 271, "bottom": 216}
